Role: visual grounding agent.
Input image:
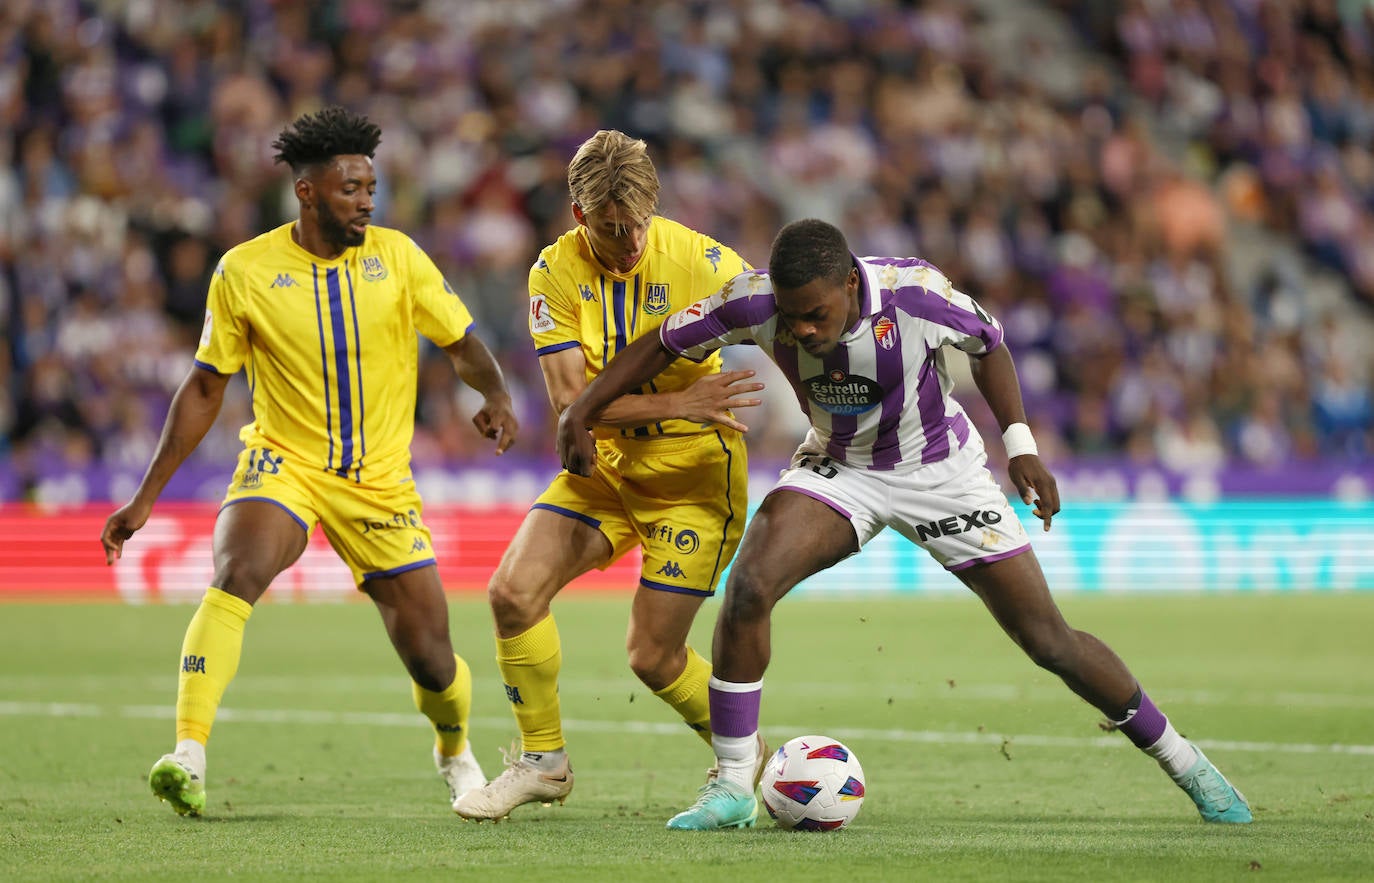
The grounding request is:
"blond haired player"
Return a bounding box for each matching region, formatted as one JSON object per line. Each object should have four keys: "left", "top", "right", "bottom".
{"left": 101, "top": 106, "right": 519, "bottom": 817}
{"left": 455, "top": 131, "right": 765, "bottom": 821}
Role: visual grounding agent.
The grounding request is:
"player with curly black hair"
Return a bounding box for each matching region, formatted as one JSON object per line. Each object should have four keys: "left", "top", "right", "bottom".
{"left": 102, "top": 106, "right": 519, "bottom": 818}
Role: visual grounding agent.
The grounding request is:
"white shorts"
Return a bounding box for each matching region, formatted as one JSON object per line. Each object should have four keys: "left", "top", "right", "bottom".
{"left": 771, "top": 443, "right": 1031, "bottom": 572}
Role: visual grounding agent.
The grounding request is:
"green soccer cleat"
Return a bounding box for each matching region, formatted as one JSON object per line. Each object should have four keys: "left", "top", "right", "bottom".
{"left": 666, "top": 781, "right": 758, "bottom": 830}
{"left": 149, "top": 754, "right": 206, "bottom": 817}
{"left": 1173, "top": 743, "right": 1252, "bottom": 824}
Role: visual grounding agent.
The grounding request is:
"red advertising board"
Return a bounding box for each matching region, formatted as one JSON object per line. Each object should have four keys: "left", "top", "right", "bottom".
{"left": 1, "top": 504, "right": 641, "bottom": 601}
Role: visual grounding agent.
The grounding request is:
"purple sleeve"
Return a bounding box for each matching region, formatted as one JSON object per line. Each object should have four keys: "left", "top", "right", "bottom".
{"left": 660, "top": 283, "right": 776, "bottom": 362}
{"left": 892, "top": 285, "right": 1004, "bottom": 355}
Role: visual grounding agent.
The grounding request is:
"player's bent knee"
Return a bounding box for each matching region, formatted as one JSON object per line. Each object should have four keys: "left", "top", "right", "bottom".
{"left": 720, "top": 571, "right": 778, "bottom": 626}
{"left": 486, "top": 576, "right": 545, "bottom": 633}
{"left": 211, "top": 559, "right": 275, "bottom": 602}
{"left": 626, "top": 642, "right": 682, "bottom": 690}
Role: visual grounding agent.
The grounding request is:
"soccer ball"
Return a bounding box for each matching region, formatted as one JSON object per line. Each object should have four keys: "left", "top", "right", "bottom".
{"left": 759, "top": 735, "right": 866, "bottom": 831}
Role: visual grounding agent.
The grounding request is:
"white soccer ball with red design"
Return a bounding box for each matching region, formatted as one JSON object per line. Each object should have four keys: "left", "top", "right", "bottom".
{"left": 759, "top": 735, "right": 866, "bottom": 831}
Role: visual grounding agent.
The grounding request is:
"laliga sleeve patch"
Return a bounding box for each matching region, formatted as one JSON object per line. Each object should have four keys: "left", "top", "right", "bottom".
{"left": 199, "top": 310, "right": 214, "bottom": 347}
{"left": 529, "top": 294, "right": 556, "bottom": 333}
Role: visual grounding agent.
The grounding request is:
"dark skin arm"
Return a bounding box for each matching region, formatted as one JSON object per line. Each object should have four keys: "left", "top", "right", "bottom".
{"left": 443, "top": 333, "right": 519, "bottom": 454}
{"left": 967, "top": 344, "right": 1059, "bottom": 530}
{"left": 556, "top": 332, "right": 681, "bottom": 476}
{"left": 101, "top": 366, "right": 231, "bottom": 563}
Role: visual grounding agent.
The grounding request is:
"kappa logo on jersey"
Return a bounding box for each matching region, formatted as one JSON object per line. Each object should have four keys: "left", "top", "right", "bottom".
{"left": 656, "top": 561, "right": 687, "bottom": 579}
{"left": 645, "top": 282, "right": 670, "bottom": 314}
{"left": 361, "top": 255, "right": 388, "bottom": 281}
{"left": 705, "top": 245, "right": 722, "bottom": 271}
{"left": 913, "top": 509, "right": 1004, "bottom": 543}
{"left": 270, "top": 273, "right": 298, "bottom": 288}
{"left": 534, "top": 258, "right": 549, "bottom": 273}
{"left": 579, "top": 283, "right": 596, "bottom": 302}
{"left": 530, "top": 294, "right": 556, "bottom": 333}
{"left": 803, "top": 370, "right": 883, "bottom": 416}
{"left": 873, "top": 316, "right": 897, "bottom": 350}
{"left": 411, "top": 536, "right": 427, "bottom": 553}
{"left": 182, "top": 655, "right": 206, "bottom": 674}
{"left": 504, "top": 684, "right": 524, "bottom": 705}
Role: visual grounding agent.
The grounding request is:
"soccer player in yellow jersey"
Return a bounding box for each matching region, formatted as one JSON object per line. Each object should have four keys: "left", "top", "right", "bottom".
{"left": 455, "top": 130, "right": 766, "bottom": 820}
{"left": 99, "top": 106, "right": 520, "bottom": 818}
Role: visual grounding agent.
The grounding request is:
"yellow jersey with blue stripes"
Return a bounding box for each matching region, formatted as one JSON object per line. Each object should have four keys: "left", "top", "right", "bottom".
{"left": 528, "top": 216, "right": 750, "bottom": 439}
{"left": 194, "top": 222, "right": 475, "bottom": 484}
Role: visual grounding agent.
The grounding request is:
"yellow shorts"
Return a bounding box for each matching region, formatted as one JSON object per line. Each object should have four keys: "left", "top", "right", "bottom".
{"left": 533, "top": 429, "right": 747, "bottom": 596}
{"left": 221, "top": 446, "right": 436, "bottom": 586}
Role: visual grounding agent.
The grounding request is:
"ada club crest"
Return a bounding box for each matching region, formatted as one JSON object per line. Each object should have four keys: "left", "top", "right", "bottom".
{"left": 361, "top": 255, "right": 388, "bottom": 281}
{"left": 645, "top": 283, "right": 670, "bottom": 315}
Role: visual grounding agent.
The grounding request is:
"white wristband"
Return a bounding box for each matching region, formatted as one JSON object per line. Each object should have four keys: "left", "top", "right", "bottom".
{"left": 1002, "top": 422, "right": 1038, "bottom": 459}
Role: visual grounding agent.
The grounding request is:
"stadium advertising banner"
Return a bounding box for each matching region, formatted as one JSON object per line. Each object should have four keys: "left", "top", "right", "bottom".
{"left": 2, "top": 500, "right": 1371, "bottom": 599}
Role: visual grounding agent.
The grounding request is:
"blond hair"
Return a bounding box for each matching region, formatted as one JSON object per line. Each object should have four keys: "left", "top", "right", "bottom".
{"left": 567, "top": 130, "right": 660, "bottom": 221}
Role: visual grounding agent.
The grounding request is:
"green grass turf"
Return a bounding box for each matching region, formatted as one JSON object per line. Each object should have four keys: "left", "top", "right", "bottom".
{"left": 2, "top": 593, "right": 1372, "bottom": 881}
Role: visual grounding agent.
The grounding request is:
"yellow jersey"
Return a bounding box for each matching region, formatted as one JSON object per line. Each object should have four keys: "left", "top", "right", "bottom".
{"left": 528, "top": 216, "right": 750, "bottom": 439}
{"left": 194, "top": 222, "right": 475, "bottom": 484}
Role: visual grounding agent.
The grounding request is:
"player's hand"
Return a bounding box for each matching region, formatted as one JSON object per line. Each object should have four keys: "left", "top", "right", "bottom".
{"left": 677, "top": 369, "right": 764, "bottom": 432}
{"left": 101, "top": 500, "right": 152, "bottom": 565}
{"left": 473, "top": 393, "right": 519, "bottom": 455}
{"left": 1008, "top": 454, "right": 1060, "bottom": 531}
{"left": 556, "top": 405, "right": 597, "bottom": 477}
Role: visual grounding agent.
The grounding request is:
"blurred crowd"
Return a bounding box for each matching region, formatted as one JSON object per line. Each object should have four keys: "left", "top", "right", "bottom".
{"left": 1, "top": 0, "right": 1370, "bottom": 503}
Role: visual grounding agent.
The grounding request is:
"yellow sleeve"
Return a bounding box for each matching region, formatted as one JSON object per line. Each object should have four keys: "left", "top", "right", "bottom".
{"left": 528, "top": 257, "right": 581, "bottom": 356}
{"left": 694, "top": 234, "right": 752, "bottom": 298}
{"left": 407, "top": 237, "right": 475, "bottom": 346}
{"left": 193, "top": 256, "right": 249, "bottom": 375}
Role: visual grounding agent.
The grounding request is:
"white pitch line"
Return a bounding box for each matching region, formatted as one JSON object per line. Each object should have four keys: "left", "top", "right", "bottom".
{"left": 2, "top": 700, "right": 1372, "bottom": 757}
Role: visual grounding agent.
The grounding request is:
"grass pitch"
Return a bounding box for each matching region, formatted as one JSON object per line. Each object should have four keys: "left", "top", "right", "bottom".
{"left": 2, "top": 592, "right": 1372, "bottom": 881}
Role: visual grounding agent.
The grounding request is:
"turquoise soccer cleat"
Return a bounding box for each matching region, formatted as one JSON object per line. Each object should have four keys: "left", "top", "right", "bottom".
{"left": 1173, "top": 743, "right": 1252, "bottom": 823}
{"left": 666, "top": 781, "right": 758, "bottom": 830}
{"left": 149, "top": 754, "right": 206, "bottom": 817}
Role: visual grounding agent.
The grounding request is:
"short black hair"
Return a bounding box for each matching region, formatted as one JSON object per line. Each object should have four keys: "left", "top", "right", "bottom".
{"left": 768, "top": 219, "right": 851, "bottom": 290}
{"left": 271, "top": 106, "right": 382, "bottom": 175}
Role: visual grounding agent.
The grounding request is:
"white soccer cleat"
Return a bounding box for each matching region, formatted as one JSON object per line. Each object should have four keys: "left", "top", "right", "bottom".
{"left": 435, "top": 744, "right": 486, "bottom": 811}
{"left": 453, "top": 746, "right": 574, "bottom": 821}
{"left": 148, "top": 751, "right": 206, "bottom": 817}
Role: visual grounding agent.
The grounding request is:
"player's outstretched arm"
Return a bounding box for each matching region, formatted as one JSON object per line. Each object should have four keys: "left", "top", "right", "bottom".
{"left": 443, "top": 334, "right": 519, "bottom": 454}
{"left": 539, "top": 345, "right": 761, "bottom": 432}
{"left": 967, "top": 345, "right": 1060, "bottom": 530}
{"left": 556, "top": 333, "right": 678, "bottom": 476}
{"left": 101, "top": 366, "right": 231, "bottom": 564}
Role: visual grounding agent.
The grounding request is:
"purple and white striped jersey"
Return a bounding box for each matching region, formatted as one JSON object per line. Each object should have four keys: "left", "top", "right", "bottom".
{"left": 659, "top": 256, "right": 1005, "bottom": 471}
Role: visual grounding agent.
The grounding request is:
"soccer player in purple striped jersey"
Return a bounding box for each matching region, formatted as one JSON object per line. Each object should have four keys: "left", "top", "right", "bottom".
{"left": 558, "top": 219, "right": 1251, "bottom": 829}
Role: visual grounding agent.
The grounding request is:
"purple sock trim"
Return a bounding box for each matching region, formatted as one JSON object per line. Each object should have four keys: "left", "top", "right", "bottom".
{"left": 1116, "top": 691, "right": 1167, "bottom": 749}
{"left": 708, "top": 685, "right": 761, "bottom": 739}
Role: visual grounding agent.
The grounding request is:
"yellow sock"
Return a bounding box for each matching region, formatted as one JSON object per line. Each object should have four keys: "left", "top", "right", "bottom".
{"left": 413, "top": 654, "right": 473, "bottom": 757}
{"left": 175, "top": 587, "right": 253, "bottom": 744}
{"left": 653, "top": 645, "right": 713, "bottom": 746}
{"left": 496, "top": 615, "right": 564, "bottom": 752}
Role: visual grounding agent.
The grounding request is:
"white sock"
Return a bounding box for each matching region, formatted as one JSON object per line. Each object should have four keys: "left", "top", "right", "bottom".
{"left": 711, "top": 733, "right": 759, "bottom": 792}
{"left": 1144, "top": 723, "right": 1198, "bottom": 779}
{"left": 175, "top": 738, "right": 206, "bottom": 778}
{"left": 522, "top": 747, "right": 566, "bottom": 772}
